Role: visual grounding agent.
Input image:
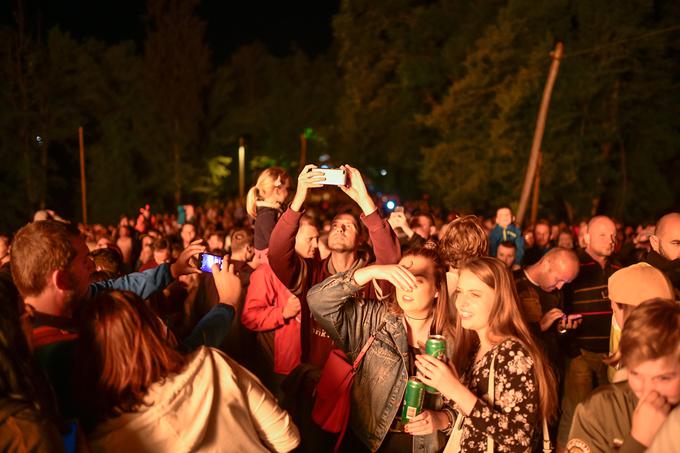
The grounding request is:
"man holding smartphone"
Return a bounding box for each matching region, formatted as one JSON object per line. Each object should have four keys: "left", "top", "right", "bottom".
{"left": 268, "top": 163, "right": 400, "bottom": 450}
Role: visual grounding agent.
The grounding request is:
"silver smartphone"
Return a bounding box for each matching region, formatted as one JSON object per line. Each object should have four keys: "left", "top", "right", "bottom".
{"left": 319, "top": 168, "right": 347, "bottom": 186}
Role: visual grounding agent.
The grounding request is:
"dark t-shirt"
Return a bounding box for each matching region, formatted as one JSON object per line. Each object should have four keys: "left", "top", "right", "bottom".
{"left": 254, "top": 206, "right": 281, "bottom": 251}
{"left": 513, "top": 269, "right": 564, "bottom": 376}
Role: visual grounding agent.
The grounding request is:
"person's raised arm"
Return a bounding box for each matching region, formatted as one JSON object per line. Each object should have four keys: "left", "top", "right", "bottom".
{"left": 308, "top": 265, "right": 414, "bottom": 352}
{"left": 339, "top": 165, "right": 400, "bottom": 266}
{"left": 289, "top": 164, "right": 325, "bottom": 213}
{"left": 179, "top": 259, "right": 240, "bottom": 352}
{"left": 269, "top": 165, "right": 324, "bottom": 293}
{"left": 88, "top": 240, "right": 205, "bottom": 300}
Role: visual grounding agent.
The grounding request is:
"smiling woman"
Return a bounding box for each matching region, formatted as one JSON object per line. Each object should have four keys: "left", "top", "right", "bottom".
{"left": 416, "top": 256, "right": 557, "bottom": 453}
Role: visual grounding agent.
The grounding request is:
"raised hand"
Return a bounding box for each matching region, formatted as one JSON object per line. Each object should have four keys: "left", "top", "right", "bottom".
{"left": 388, "top": 211, "right": 407, "bottom": 230}
{"left": 170, "top": 239, "right": 205, "bottom": 279}
{"left": 352, "top": 264, "right": 417, "bottom": 292}
{"left": 339, "top": 164, "right": 376, "bottom": 215}
{"left": 290, "top": 164, "right": 326, "bottom": 212}
{"left": 212, "top": 261, "right": 242, "bottom": 307}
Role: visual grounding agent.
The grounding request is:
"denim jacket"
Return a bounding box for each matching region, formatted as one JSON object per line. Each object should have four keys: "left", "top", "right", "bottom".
{"left": 87, "top": 262, "right": 174, "bottom": 300}
{"left": 307, "top": 271, "right": 447, "bottom": 453}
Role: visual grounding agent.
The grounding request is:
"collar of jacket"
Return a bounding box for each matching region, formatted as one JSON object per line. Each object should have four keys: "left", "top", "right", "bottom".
{"left": 326, "top": 255, "right": 366, "bottom": 276}
{"left": 646, "top": 250, "right": 680, "bottom": 272}
{"left": 380, "top": 311, "right": 410, "bottom": 360}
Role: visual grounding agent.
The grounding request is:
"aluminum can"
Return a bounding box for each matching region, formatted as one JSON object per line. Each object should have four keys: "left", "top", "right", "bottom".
{"left": 424, "top": 335, "right": 447, "bottom": 393}
{"left": 401, "top": 377, "right": 424, "bottom": 425}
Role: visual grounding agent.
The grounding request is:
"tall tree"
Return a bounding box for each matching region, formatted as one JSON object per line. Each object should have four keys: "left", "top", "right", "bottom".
{"left": 143, "top": 0, "right": 211, "bottom": 206}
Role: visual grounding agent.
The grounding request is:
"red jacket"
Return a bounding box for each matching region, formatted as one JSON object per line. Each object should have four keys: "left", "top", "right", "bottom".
{"left": 241, "top": 264, "right": 301, "bottom": 375}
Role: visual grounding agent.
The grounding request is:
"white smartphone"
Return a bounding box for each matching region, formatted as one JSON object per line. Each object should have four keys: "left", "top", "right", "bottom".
{"left": 318, "top": 168, "right": 347, "bottom": 186}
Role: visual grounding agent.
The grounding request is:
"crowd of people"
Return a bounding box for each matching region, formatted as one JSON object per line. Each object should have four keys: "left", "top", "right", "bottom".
{"left": 0, "top": 163, "right": 678, "bottom": 453}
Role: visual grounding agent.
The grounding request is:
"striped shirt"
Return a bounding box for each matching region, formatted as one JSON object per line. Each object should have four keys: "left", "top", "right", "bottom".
{"left": 564, "top": 249, "right": 621, "bottom": 354}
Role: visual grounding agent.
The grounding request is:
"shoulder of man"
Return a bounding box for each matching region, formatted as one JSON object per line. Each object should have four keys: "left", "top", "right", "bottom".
{"left": 567, "top": 382, "right": 637, "bottom": 453}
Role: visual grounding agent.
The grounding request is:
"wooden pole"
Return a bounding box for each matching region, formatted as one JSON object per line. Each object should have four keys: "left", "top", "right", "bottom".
{"left": 516, "top": 42, "right": 563, "bottom": 226}
{"left": 238, "top": 137, "right": 245, "bottom": 198}
{"left": 530, "top": 152, "right": 542, "bottom": 226}
{"left": 78, "top": 126, "right": 88, "bottom": 225}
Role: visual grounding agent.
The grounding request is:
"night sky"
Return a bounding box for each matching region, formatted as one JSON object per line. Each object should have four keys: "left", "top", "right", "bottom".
{"left": 0, "top": 0, "right": 339, "bottom": 61}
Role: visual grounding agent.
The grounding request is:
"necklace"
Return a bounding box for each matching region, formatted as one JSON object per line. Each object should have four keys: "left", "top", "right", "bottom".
{"left": 404, "top": 312, "right": 432, "bottom": 321}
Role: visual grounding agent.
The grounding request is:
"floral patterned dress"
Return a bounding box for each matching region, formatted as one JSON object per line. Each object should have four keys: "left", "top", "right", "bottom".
{"left": 456, "top": 338, "right": 540, "bottom": 452}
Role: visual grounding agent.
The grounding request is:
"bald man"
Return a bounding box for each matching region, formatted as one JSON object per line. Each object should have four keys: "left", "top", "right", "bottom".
{"left": 646, "top": 212, "right": 680, "bottom": 295}
{"left": 514, "top": 247, "right": 579, "bottom": 377}
{"left": 557, "top": 215, "right": 622, "bottom": 449}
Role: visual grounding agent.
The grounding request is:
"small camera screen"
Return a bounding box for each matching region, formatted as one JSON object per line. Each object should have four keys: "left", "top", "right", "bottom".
{"left": 200, "top": 253, "right": 223, "bottom": 273}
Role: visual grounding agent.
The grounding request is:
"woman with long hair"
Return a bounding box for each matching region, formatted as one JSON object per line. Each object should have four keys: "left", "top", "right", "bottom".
{"left": 77, "top": 289, "right": 299, "bottom": 452}
{"left": 307, "top": 243, "right": 456, "bottom": 453}
{"left": 416, "top": 256, "right": 557, "bottom": 452}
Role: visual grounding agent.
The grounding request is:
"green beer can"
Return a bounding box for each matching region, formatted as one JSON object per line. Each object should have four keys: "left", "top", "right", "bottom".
{"left": 424, "top": 335, "right": 447, "bottom": 393}
{"left": 401, "top": 377, "right": 424, "bottom": 425}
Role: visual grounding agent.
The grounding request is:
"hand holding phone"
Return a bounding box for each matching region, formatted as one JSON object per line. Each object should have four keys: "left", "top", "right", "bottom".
{"left": 198, "top": 252, "right": 224, "bottom": 273}
{"left": 317, "top": 168, "right": 347, "bottom": 186}
{"left": 557, "top": 313, "right": 583, "bottom": 333}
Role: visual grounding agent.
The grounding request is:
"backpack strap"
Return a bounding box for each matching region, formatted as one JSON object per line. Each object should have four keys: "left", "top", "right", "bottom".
{"left": 352, "top": 321, "right": 386, "bottom": 371}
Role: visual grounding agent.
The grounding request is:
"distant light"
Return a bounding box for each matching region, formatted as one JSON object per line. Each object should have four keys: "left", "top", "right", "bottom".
{"left": 36, "top": 135, "right": 43, "bottom": 145}
{"left": 320, "top": 164, "right": 330, "bottom": 169}
{"left": 380, "top": 169, "right": 387, "bottom": 176}
{"left": 386, "top": 200, "right": 396, "bottom": 210}
{"left": 319, "top": 154, "right": 330, "bottom": 162}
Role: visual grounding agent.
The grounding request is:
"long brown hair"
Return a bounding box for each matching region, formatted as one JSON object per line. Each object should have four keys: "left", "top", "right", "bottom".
{"left": 388, "top": 243, "right": 455, "bottom": 339}
{"left": 451, "top": 256, "right": 558, "bottom": 422}
{"left": 78, "top": 290, "right": 188, "bottom": 420}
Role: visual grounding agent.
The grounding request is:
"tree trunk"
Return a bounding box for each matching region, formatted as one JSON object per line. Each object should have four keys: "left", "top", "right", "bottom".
{"left": 516, "top": 42, "right": 564, "bottom": 226}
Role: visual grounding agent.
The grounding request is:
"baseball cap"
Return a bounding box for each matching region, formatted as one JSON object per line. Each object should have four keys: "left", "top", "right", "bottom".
{"left": 608, "top": 263, "right": 673, "bottom": 306}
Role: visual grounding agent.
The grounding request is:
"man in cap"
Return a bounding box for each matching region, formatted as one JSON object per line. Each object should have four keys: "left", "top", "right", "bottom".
{"left": 606, "top": 262, "right": 674, "bottom": 382}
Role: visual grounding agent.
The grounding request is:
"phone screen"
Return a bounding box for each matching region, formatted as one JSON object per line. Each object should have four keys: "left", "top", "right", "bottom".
{"left": 199, "top": 253, "right": 223, "bottom": 273}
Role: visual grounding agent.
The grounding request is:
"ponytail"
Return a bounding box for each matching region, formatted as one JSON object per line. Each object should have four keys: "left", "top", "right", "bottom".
{"left": 246, "top": 186, "right": 259, "bottom": 218}
{"left": 246, "top": 167, "right": 291, "bottom": 218}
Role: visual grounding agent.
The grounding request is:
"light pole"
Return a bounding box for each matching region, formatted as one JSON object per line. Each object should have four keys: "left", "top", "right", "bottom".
{"left": 238, "top": 137, "right": 245, "bottom": 198}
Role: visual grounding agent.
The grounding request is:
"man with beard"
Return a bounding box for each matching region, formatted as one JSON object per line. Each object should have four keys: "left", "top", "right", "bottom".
{"left": 523, "top": 220, "right": 553, "bottom": 265}
{"left": 646, "top": 212, "right": 680, "bottom": 297}
{"left": 269, "top": 164, "right": 400, "bottom": 369}
{"left": 558, "top": 215, "right": 621, "bottom": 449}
{"left": 10, "top": 220, "right": 208, "bottom": 419}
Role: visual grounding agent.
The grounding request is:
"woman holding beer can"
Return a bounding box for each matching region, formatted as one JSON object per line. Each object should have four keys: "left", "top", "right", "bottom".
{"left": 307, "top": 243, "right": 456, "bottom": 452}
{"left": 415, "top": 257, "right": 557, "bottom": 452}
